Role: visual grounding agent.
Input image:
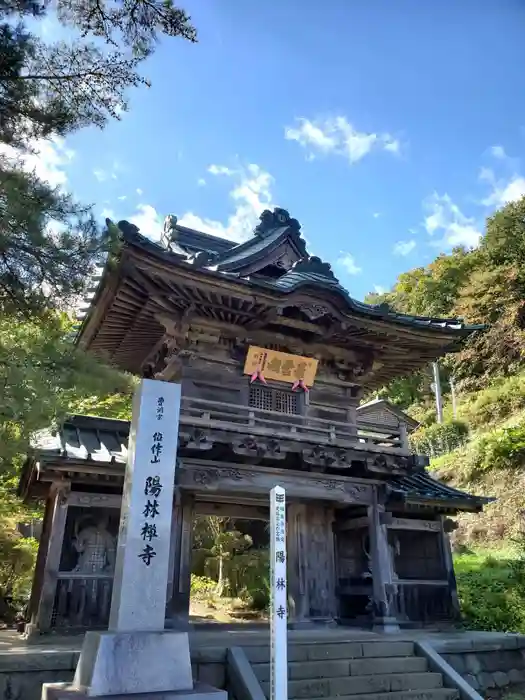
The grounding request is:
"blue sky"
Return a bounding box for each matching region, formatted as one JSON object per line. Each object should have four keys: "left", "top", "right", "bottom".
{"left": 18, "top": 0, "right": 525, "bottom": 300}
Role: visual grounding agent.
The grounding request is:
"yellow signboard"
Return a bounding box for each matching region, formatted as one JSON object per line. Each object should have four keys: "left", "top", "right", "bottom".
{"left": 243, "top": 346, "right": 318, "bottom": 386}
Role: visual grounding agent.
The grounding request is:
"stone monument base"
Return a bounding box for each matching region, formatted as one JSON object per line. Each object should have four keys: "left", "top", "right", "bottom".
{"left": 42, "top": 683, "right": 228, "bottom": 700}
{"left": 373, "top": 616, "right": 401, "bottom": 634}
{"left": 72, "top": 630, "right": 193, "bottom": 697}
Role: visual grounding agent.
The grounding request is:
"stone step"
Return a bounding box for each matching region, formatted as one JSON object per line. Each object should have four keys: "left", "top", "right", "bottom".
{"left": 307, "top": 691, "right": 459, "bottom": 700}
{"left": 245, "top": 641, "right": 415, "bottom": 664}
{"left": 261, "top": 672, "right": 443, "bottom": 698}
{"left": 253, "top": 657, "right": 428, "bottom": 682}
{"left": 350, "top": 657, "right": 428, "bottom": 677}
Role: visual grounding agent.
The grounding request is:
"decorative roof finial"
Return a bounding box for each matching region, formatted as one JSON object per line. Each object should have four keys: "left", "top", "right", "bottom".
{"left": 254, "top": 207, "right": 301, "bottom": 238}
{"left": 293, "top": 256, "right": 339, "bottom": 283}
{"left": 160, "top": 214, "right": 178, "bottom": 250}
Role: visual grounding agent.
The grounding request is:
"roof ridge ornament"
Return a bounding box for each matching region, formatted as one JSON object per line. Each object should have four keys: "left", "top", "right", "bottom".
{"left": 254, "top": 207, "right": 301, "bottom": 238}
{"left": 292, "top": 255, "right": 339, "bottom": 282}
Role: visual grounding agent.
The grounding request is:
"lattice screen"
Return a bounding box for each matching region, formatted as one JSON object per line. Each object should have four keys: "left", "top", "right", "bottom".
{"left": 249, "top": 385, "right": 299, "bottom": 415}
{"left": 392, "top": 530, "right": 445, "bottom": 581}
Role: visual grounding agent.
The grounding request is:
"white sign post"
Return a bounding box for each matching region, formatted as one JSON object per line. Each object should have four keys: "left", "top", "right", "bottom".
{"left": 72, "top": 379, "right": 194, "bottom": 697}
{"left": 270, "top": 486, "right": 288, "bottom": 700}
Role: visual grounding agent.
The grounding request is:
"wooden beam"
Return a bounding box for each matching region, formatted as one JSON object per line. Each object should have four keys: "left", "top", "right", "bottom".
{"left": 194, "top": 501, "right": 269, "bottom": 520}
{"left": 386, "top": 517, "right": 441, "bottom": 532}
{"left": 68, "top": 492, "right": 121, "bottom": 509}
{"left": 178, "top": 461, "right": 374, "bottom": 505}
{"left": 335, "top": 515, "right": 369, "bottom": 531}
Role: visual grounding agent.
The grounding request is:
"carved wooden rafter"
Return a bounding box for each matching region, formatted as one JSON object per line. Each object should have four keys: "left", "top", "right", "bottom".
{"left": 365, "top": 454, "right": 417, "bottom": 476}
{"left": 301, "top": 446, "right": 356, "bottom": 470}
{"left": 142, "top": 306, "right": 195, "bottom": 379}
{"left": 232, "top": 436, "right": 285, "bottom": 460}
{"left": 179, "top": 427, "right": 214, "bottom": 451}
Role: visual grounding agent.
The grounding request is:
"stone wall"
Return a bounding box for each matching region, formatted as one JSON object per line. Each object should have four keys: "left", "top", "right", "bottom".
{"left": 0, "top": 647, "right": 228, "bottom": 700}
{"left": 433, "top": 634, "right": 525, "bottom": 698}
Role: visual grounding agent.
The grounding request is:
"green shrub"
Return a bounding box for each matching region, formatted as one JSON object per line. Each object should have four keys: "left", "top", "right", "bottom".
{"left": 455, "top": 549, "right": 525, "bottom": 633}
{"left": 471, "top": 423, "right": 525, "bottom": 476}
{"left": 190, "top": 575, "right": 216, "bottom": 600}
{"left": 457, "top": 372, "right": 525, "bottom": 429}
{"left": 410, "top": 420, "right": 469, "bottom": 457}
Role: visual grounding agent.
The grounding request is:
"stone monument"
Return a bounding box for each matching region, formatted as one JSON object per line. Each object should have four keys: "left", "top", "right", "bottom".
{"left": 42, "top": 379, "right": 227, "bottom": 700}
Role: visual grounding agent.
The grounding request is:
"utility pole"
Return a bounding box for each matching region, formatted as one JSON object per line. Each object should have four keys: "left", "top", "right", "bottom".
{"left": 432, "top": 362, "right": 444, "bottom": 424}
{"left": 450, "top": 376, "right": 457, "bottom": 420}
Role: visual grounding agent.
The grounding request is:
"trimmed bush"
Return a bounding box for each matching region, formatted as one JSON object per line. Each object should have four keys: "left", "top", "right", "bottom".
{"left": 410, "top": 420, "right": 469, "bottom": 457}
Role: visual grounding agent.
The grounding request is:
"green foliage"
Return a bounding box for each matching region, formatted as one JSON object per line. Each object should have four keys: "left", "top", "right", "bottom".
{"left": 0, "top": 160, "right": 113, "bottom": 315}
{"left": 71, "top": 389, "right": 134, "bottom": 420}
{"left": 473, "top": 424, "right": 525, "bottom": 476}
{"left": 0, "top": 529, "right": 37, "bottom": 601}
{"left": 431, "top": 420, "right": 525, "bottom": 484}
{"left": 372, "top": 370, "right": 432, "bottom": 411}
{"left": 0, "top": 312, "right": 132, "bottom": 470}
{"left": 366, "top": 247, "right": 478, "bottom": 318}
{"left": 410, "top": 420, "right": 468, "bottom": 457}
{"left": 191, "top": 516, "right": 271, "bottom": 610}
{"left": 1, "top": 0, "right": 196, "bottom": 148}
{"left": 1, "top": 0, "right": 196, "bottom": 317}
{"left": 456, "top": 372, "right": 525, "bottom": 430}
{"left": 190, "top": 575, "right": 216, "bottom": 600}
{"left": 0, "top": 483, "right": 39, "bottom": 618}
{"left": 455, "top": 549, "right": 525, "bottom": 633}
{"left": 368, "top": 197, "right": 525, "bottom": 402}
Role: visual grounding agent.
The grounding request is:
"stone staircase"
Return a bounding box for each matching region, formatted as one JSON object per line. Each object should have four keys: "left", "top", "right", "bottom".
{"left": 245, "top": 640, "right": 460, "bottom": 700}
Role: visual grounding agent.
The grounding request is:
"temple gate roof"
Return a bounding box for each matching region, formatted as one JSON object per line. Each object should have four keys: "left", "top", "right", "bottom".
{"left": 75, "top": 208, "right": 485, "bottom": 387}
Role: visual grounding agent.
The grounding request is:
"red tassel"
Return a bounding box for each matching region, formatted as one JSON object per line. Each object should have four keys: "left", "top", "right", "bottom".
{"left": 250, "top": 367, "right": 267, "bottom": 384}
{"left": 292, "top": 379, "right": 309, "bottom": 393}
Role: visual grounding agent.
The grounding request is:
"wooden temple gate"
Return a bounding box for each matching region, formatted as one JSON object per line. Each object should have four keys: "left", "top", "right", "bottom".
{"left": 20, "top": 208, "right": 487, "bottom": 636}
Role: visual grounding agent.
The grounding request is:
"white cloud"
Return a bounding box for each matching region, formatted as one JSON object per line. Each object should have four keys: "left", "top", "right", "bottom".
{"left": 373, "top": 285, "right": 386, "bottom": 295}
{"left": 117, "top": 195, "right": 127, "bottom": 201}
{"left": 373, "top": 212, "right": 381, "bottom": 218}
{"left": 197, "top": 178, "right": 206, "bottom": 186}
{"left": 499, "top": 177, "right": 525, "bottom": 203}
{"left": 423, "top": 193, "right": 482, "bottom": 249}
{"left": 93, "top": 166, "right": 118, "bottom": 182}
{"left": 208, "top": 164, "right": 235, "bottom": 176}
{"left": 383, "top": 137, "right": 401, "bottom": 154}
{"left": 337, "top": 252, "right": 362, "bottom": 275}
{"left": 490, "top": 145, "right": 507, "bottom": 159}
{"left": 393, "top": 240, "right": 416, "bottom": 256}
{"left": 481, "top": 168, "right": 525, "bottom": 207}
{"left": 136, "top": 188, "right": 143, "bottom": 196}
{"left": 285, "top": 116, "right": 402, "bottom": 164}
{"left": 101, "top": 207, "right": 115, "bottom": 219}
{"left": 129, "top": 204, "right": 163, "bottom": 238}
{"left": 128, "top": 164, "right": 275, "bottom": 244}
{"left": 0, "top": 136, "right": 74, "bottom": 187}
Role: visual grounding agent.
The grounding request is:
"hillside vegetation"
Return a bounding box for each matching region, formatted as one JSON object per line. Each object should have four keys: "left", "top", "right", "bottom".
{"left": 370, "top": 196, "right": 525, "bottom": 632}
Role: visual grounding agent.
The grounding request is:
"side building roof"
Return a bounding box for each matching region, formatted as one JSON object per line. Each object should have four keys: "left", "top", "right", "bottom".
{"left": 19, "top": 414, "right": 489, "bottom": 514}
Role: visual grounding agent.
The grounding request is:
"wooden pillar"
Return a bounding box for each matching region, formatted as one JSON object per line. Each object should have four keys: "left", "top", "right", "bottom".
{"left": 440, "top": 516, "right": 461, "bottom": 620}
{"left": 26, "top": 482, "right": 70, "bottom": 636}
{"left": 26, "top": 491, "right": 55, "bottom": 627}
{"left": 368, "top": 487, "right": 399, "bottom": 632}
{"left": 287, "top": 502, "right": 309, "bottom": 626}
{"left": 167, "top": 491, "right": 195, "bottom": 627}
{"left": 399, "top": 421, "right": 410, "bottom": 451}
